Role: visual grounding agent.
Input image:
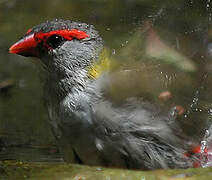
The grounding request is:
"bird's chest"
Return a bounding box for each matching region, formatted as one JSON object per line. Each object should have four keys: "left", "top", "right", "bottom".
{"left": 46, "top": 91, "right": 95, "bottom": 140}
{"left": 46, "top": 100, "right": 64, "bottom": 140}
{"left": 47, "top": 94, "right": 106, "bottom": 164}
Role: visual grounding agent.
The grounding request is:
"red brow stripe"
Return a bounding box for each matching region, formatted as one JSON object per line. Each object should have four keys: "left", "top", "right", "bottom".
{"left": 35, "top": 29, "right": 89, "bottom": 41}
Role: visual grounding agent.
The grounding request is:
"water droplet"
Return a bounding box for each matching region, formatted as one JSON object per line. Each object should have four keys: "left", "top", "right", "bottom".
{"left": 201, "top": 140, "right": 207, "bottom": 153}
{"left": 208, "top": 109, "right": 212, "bottom": 115}
{"left": 95, "top": 139, "right": 104, "bottom": 151}
{"left": 205, "top": 130, "right": 210, "bottom": 138}
{"left": 169, "top": 106, "right": 178, "bottom": 118}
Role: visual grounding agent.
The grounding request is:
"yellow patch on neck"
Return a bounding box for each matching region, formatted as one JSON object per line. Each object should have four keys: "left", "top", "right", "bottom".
{"left": 87, "top": 49, "right": 111, "bottom": 79}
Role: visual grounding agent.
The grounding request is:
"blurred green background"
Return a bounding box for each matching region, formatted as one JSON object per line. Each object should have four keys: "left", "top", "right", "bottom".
{"left": 0, "top": 0, "right": 211, "bottom": 161}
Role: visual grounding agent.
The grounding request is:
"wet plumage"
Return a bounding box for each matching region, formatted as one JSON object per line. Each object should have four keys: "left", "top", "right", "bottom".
{"left": 9, "top": 19, "right": 196, "bottom": 169}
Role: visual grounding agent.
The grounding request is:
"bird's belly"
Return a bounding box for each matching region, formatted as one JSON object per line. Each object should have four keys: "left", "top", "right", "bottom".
{"left": 60, "top": 124, "right": 117, "bottom": 165}
{"left": 57, "top": 121, "right": 128, "bottom": 167}
{"left": 72, "top": 136, "right": 105, "bottom": 165}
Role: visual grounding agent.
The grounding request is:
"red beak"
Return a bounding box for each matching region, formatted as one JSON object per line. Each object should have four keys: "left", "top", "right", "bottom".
{"left": 9, "top": 33, "right": 39, "bottom": 57}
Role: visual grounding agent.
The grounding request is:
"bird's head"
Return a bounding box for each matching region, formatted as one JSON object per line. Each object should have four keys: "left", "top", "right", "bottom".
{"left": 9, "top": 19, "right": 103, "bottom": 74}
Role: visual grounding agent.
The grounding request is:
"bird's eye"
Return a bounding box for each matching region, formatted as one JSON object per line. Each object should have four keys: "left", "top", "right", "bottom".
{"left": 46, "top": 34, "right": 64, "bottom": 49}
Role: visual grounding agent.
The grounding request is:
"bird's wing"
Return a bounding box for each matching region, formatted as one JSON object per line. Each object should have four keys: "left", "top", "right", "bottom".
{"left": 90, "top": 98, "right": 191, "bottom": 169}
{"left": 91, "top": 95, "right": 184, "bottom": 145}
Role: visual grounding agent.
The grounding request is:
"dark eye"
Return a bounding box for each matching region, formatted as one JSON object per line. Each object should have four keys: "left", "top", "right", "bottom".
{"left": 46, "top": 34, "right": 64, "bottom": 49}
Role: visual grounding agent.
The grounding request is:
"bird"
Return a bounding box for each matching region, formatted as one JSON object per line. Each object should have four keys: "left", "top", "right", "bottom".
{"left": 9, "top": 19, "right": 199, "bottom": 170}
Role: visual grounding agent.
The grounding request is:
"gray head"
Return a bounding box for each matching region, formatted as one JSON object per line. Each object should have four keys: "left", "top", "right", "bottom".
{"left": 10, "top": 19, "right": 103, "bottom": 73}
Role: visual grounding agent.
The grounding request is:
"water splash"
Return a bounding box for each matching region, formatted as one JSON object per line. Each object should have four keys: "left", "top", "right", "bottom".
{"left": 209, "top": 109, "right": 212, "bottom": 116}
{"left": 199, "top": 129, "right": 212, "bottom": 167}
{"left": 206, "top": 0, "right": 212, "bottom": 23}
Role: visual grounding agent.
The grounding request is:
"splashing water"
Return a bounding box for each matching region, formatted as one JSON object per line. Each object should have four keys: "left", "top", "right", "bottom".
{"left": 186, "top": 126, "right": 212, "bottom": 168}
{"left": 199, "top": 128, "right": 212, "bottom": 167}
{"left": 206, "top": 0, "right": 212, "bottom": 23}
